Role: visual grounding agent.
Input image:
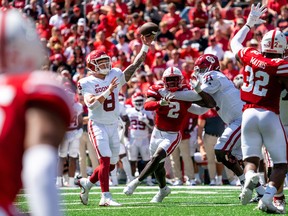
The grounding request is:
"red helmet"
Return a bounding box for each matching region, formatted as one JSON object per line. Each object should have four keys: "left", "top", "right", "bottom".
{"left": 132, "top": 92, "right": 145, "bottom": 110}
{"left": 194, "top": 54, "right": 220, "bottom": 75}
{"left": 162, "top": 67, "right": 183, "bottom": 92}
{"left": 86, "top": 50, "right": 111, "bottom": 75}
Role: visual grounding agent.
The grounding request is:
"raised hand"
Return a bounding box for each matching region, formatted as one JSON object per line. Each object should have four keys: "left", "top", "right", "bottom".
{"left": 108, "top": 77, "right": 119, "bottom": 93}
{"left": 141, "top": 34, "right": 155, "bottom": 46}
{"left": 246, "top": 3, "right": 267, "bottom": 28}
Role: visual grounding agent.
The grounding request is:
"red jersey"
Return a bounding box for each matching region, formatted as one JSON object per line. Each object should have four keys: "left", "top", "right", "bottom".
{"left": 146, "top": 84, "right": 192, "bottom": 132}
{"left": 0, "top": 71, "right": 71, "bottom": 207}
{"left": 238, "top": 47, "right": 288, "bottom": 114}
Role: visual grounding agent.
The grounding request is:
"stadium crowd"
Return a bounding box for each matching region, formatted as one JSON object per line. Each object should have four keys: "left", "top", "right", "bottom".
{"left": 1, "top": 0, "right": 288, "bottom": 213}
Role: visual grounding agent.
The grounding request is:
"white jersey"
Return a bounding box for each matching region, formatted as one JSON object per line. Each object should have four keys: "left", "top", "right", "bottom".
{"left": 68, "top": 102, "right": 83, "bottom": 130}
{"left": 200, "top": 71, "right": 244, "bottom": 124}
{"left": 78, "top": 68, "right": 126, "bottom": 124}
{"left": 126, "top": 107, "right": 154, "bottom": 138}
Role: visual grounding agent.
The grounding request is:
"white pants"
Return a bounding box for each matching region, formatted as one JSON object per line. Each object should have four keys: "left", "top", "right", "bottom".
{"left": 214, "top": 117, "right": 242, "bottom": 160}
{"left": 88, "top": 120, "right": 120, "bottom": 164}
{"left": 127, "top": 137, "right": 150, "bottom": 161}
{"left": 242, "top": 108, "right": 287, "bottom": 164}
{"left": 59, "top": 130, "right": 81, "bottom": 158}
{"left": 149, "top": 127, "right": 182, "bottom": 160}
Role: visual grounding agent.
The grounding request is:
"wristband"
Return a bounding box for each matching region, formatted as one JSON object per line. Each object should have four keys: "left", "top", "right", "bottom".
{"left": 102, "top": 89, "right": 111, "bottom": 99}
{"left": 140, "top": 44, "right": 149, "bottom": 53}
{"left": 245, "top": 24, "right": 251, "bottom": 29}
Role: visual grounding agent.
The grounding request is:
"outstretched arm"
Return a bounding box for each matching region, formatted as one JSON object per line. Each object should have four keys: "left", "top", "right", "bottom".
{"left": 123, "top": 35, "right": 155, "bottom": 82}
{"left": 230, "top": 3, "right": 267, "bottom": 56}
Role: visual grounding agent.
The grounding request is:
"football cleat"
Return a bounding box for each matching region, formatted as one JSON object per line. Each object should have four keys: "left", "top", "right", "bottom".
{"left": 99, "top": 192, "right": 122, "bottom": 207}
{"left": 150, "top": 186, "right": 171, "bottom": 203}
{"left": 78, "top": 178, "right": 92, "bottom": 205}
{"left": 258, "top": 198, "right": 280, "bottom": 214}
{"left": 173, "top": 179, "right": 183, "bottom": 186}
{"left": 209, "top": 179, "right": 216, "bottom": 186}
{"left": 250, "top": 193, "right": 263, "bottom": 203}
{"left": 123, "top": 178, "right": 140, "bottom": 195}
{"left": 273, "top": 195, "right": 286, "bottom": 214}
{"left": 240, "top": 173, "right": 259, "bottom": 205}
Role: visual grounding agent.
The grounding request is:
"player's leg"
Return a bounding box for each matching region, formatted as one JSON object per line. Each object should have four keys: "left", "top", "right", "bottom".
{"left": 258, "top": 111, "right": 287, "bottom": 213}
{"left": 215, "top": 119, "right": 245, "bottom": 184}
{"left": 241, "top": 109, "right": 264, "bottom": 205}
{"left": 150, "top": 161, "right": 171, "bottom": 203}
{"left": 170, "top": 146, "right": 183, "bottom": 185}
{"left": 79, "top": 132, "right": 88, "bottom": 178}
{"left": 203, "top": 134, "right": 218, "bottom": 185}
{"left": 57, "top": 136, "right": 69, "bottom": 187}
{"left": 180, "top": 138, "right": 195, "bottom": 185}
{"left": 97, "top": 124, "right": 121, "bottom": 206}
{"left": 139, "top": 139, "right": 154, "bottom": 185}
{"left": 78, "top": 121, "right": 111, "bottom": 205}
{"left": 67, "top": 137, "right": 80, "bottom": 187}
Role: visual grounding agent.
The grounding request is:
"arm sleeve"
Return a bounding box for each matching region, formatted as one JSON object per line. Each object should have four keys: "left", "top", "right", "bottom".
{"left": 230, "top": 25, "right": 250, "bottom": 56}
{"left": 144, "top": 100, "right": 160, "bottom": 111}
{"left": 172, "top": 90, "right": 202, "bottom": 102}
{"left": 188, "top": 104, "right": 209, "bottom": 115}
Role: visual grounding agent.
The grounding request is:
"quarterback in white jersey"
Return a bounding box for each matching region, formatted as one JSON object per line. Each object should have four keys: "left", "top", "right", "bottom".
{"left": 126, "top": 92, "right": 154, "bottom": 176}
{"left": 77, "top": 34, "right": 155, "bottom": 206}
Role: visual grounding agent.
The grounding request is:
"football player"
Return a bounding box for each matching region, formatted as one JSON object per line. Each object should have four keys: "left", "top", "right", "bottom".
{"left": 77, "top": 34, "right": 155, "bottom": 206}
{"left": 56, "top": 89, "right": 83, "bottom": 187}
{"left": 123, "top": 67, "right": 215, "bottom": 202}
{"left": 126, "top": 92, "right": 154, "bottom": 184}
{"left": 231, "top": 3, "right": 288, "bottom": 214}
{"left": 0, "top": 10, "right": 71, "bottom": 216}
{"left": 172, "top": 54, "right": 265, "bottom": 199}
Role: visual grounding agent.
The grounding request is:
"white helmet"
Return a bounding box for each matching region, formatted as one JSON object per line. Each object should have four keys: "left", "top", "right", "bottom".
{"left": 0, "top": 10, "right": 45, "bottom": 73}
{"left": 261, "top": 30, "right": 287, "bottom": 55}
{"left": 162, "top": 67, "right": 183, "bottom": 92}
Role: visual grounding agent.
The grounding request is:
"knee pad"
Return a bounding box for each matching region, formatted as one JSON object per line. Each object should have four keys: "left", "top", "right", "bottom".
{"left": 215, "top": 150, "right": 238, "bottom": 170}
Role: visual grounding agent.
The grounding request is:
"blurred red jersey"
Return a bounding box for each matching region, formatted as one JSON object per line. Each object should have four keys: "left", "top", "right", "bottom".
{"left": 238, "top": 47, "right": 288, "bottom": 114}
{"left": 0, "top": 71, "right": 71, "bottom": 208}
{"left": 146, "top": 84, "right": 192, "bottom": 132}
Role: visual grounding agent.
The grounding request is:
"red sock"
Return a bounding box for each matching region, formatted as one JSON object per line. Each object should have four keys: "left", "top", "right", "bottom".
{"left": 89, "top": 164, "right": 101, "bottom": 184}
{"left": 98, "top": 157, "right": 110, "bottom": 192}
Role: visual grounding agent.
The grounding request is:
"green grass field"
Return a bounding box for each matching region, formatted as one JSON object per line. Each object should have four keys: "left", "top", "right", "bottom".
{"left": 15, "top": 185, "right": 288, "bottom": 216}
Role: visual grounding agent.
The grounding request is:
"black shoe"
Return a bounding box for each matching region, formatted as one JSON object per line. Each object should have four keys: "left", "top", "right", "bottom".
{"left": 250, "top": 193, "right": 263, "bottom": 203}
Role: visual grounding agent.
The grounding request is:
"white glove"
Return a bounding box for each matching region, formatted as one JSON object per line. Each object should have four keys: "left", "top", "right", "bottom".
{"left": 139, "top": 114, "right": 149, "bottom": 124}
{"left": 246, "top": 3, "right": 267, "bottom": 28}
{"left": 159, "top": 92, "right": 175, "bottom": 106}
{"left": 190, "top": 75, "right": 202, "bottom": 93}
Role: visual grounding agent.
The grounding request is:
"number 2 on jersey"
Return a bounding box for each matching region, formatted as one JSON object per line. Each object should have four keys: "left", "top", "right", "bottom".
{"left": 242, "top": 65, "right": 269, "bottom": 97}
{"left": 167, "top": 102, "right": 180, "bottom": 118}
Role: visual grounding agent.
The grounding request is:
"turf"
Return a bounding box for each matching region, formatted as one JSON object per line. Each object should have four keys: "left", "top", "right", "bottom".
{"left": 16, "top": 185, "right": 287, "bottom": 216}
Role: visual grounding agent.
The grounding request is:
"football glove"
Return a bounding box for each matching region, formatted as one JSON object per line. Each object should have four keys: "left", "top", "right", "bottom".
{"left": 159, "top": 92, "right": 175, "bottom": 106}
{"left": 246, "top": 3, "right": 267, "bottom": 28}
{"left": 190, "top": 75, "right": 202, "bottom": 93}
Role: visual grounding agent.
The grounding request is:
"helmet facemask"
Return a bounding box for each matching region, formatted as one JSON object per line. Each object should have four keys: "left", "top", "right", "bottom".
{"left": 164, "top": 76, "right": 182, "bottom": 92}
{"left": 89, "top": 57, "right": 111, "bottom": 75}
{"left": 133, "top": 99, "right": 144, "bottom": 110}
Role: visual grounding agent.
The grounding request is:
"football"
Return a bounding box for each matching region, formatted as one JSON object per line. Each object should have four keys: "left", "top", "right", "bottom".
{"left": 139, "top": 22, "right": 159, "bottom": 37}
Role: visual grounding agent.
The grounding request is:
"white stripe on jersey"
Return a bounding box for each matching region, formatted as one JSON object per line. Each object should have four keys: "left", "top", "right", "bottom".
{"left": 277, "top": 64, "right": 288, "bottom": 74}
{"left": 147, "top": 89, "right": 158, "bottom": 95}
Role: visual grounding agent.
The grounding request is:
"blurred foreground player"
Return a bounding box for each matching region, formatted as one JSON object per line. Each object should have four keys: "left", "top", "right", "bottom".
{"left": 0, "top": 10, "right": 71, "bottom": 216}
